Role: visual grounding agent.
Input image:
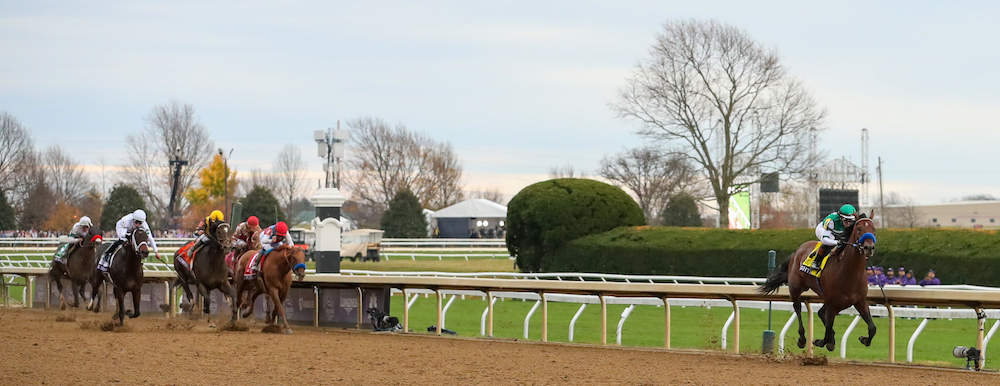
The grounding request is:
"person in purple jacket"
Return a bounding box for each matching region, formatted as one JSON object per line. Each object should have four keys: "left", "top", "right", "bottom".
{"left": 866, "top": 267, "right": 877, "bottom": 285}
{"left": 886, "top": 268, "right": 897, "bottom": 284}
{"left": 919, "top": 270, "right": 941, "bottom": 285}
{"left": 899, "top": 270, "right": 917, "bottom": 286}
{"left": 874, "top": 267, "right": 887, "bottom": 286}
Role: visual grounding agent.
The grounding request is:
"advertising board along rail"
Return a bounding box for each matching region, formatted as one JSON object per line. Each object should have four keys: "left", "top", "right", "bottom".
{"left": 5, "top": 258, "right": 1000, "bottom": 367}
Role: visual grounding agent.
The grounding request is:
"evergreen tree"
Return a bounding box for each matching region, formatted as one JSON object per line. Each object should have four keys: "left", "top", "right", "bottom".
{"left": 380, "top": 189, "right": 427, "bottom": 238}
{"left": 661, "top": 193, "right": 702, "bottom": 227}
{"left": 239, "top": 185, "right": 281, "bottom": 227}
{"left": 0, "top": 191, "right": 15, "bottom": 230}
{"left": 101, "top": 184, "right": 146, "bottom": 230}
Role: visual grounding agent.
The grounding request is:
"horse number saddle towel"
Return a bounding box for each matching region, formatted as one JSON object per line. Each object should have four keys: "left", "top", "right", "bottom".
{"left": 800, "top": 243, "right": 830, "bottom": 278}
{"left": 244, "top": 251, "right": 265, "bottom": 280}
{"left": 177, "top": 242, "right": 195, "bottom": 269}
{"left": 52, "top": 244, "right": 71, "bottom": 264}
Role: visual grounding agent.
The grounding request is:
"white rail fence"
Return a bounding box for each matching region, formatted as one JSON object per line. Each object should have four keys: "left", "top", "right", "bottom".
{"left": 3, "top": 255, "right": 1000, "bottom": 368}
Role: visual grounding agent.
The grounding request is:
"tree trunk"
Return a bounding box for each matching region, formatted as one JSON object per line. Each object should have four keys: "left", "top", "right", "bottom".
{"left": 717, "top": 195, "right": 730, "bottom": 229}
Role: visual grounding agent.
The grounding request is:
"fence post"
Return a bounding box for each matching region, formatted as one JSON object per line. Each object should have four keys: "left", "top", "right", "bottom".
{"left": 402, "top": 289, "right": 409, "bottom": 333}
{"left": 730, "top": 297, "right": 741, "bottom": 353}
{"left": 435, "top": 289, "right": 442, "bottom": 335}
{"left": 487, "top": 291, "right": 494, "bottom": 337}
{"left": 357, "top": 287, "right": 363, "bottom": 329}
{"left": 313, "top": 286, "right": 319, "bottom": 328}
{"left": 541, "top": 292, "right": 548, "bottom": 342}
{"left": 806, "top": 302, "right": 814, "bottom": 356}
{"left": 887, "top": 304, "right": 896, "bottom": 363}
{"left": 600, "top": 294, "right": 607, "bottom": 345}
{"left": 662, "top": 296, "right": 671, "bottom": 349}
{"left": 977, "top": 307, "right": 986, "bottom": 369}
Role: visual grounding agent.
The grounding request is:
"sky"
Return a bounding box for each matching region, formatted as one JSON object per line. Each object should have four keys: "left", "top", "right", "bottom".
{"left": 2, "top": 1, "right": 999, "bottom": 205}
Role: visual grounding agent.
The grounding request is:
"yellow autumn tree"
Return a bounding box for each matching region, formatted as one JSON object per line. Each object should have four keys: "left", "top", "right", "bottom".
{"left": 42, "top": 201, "right": 82, "bottom": 231}
{"left": 184, "top": 154, "right": 238, "bottom": 208}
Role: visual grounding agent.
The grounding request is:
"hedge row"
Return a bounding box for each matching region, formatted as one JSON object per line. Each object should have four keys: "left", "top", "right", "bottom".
{"left": 545, "top": 227, "right": 1000, "bottom": 286}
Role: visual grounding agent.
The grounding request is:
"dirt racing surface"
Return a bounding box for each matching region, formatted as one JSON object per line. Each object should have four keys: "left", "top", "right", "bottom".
{"left": 1, "top": 308, "right": 995, "bottom": 385}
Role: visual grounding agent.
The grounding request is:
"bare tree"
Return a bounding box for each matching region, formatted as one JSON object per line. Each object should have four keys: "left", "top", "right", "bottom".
{"left": 120, "top": 101, "right": 214, "bottom": 226}
{"left": 42, "top": 145, "right": 91, "bottom": 206}
{"left": 548, "top": 164, "right": 587, "bottom": 179}
{"left": 240, "top": 168, "right": 279, "bottom": 197}
{"left": 421, "top": 142, "right": 465, "bottom": 210}
{"left": 0, "top": 112, "right": 35, "bottom": 197}
{"left": 274, "top": 144, "right": 306, "bottom": 220}
{"left": 614, "top": 20, "right": 825, "bottom": 228}
{"left": 345, "top": 117, "right": 466, "bottom": 213}
{"left": 884, "top": 192, "right": 922, "bottom": 228}
{"left": 471, "top": 186, "right": 507, "bottom": 205}
{"left": 599, "top": 146, "right": 697, "bottom": 223}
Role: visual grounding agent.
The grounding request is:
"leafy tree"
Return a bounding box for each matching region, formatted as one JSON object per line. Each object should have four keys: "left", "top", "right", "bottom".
{"left": 506, "top": 178, "right": 645, "bottom": 272}
{"left": 239, "top": 185, "right": 281, "bottom": 227}
{"left": 661, "top": 193, "right": 702, "bottom": 227}
{"left": 101, "top": 184, "right": 146, "bottom": 231}
{"left": 380, "top": 189, "right": 427, "bottom": 238}
{"left": 185, "top": 153, "right": 238, "bottom": 206}
{"left": 0, "top": 191, "right": 15, "bottom": 230}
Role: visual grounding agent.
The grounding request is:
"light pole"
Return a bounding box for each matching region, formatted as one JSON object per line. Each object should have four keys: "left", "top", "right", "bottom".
{"left": 219, "top": 148, "right": 233, "bottom": 219}
{"left": 167, "top": 149, "right": 189, "bottom": 229}
{"left": 314, "top": 121, "right": 349, "bottom": 189}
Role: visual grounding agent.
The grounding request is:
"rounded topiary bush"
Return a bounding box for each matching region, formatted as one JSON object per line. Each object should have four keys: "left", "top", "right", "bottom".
{"left": 506, "top": 178, "right": 645, "bottom": 272}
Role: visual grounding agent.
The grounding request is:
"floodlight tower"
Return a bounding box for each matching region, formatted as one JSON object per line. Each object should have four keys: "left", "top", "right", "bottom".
{"left": 314, "top": 121, "right": 349, "bottom": 189}
{"left": 861, "top": 128, "right": 870, "bottom": 209}
{"left": 167, "top": 150, "right": 189, "bottom": 229}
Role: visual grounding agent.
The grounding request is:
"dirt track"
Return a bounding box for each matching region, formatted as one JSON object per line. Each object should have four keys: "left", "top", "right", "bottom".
{"left": 1, "top": 308, "right": 995, "bottom": 385}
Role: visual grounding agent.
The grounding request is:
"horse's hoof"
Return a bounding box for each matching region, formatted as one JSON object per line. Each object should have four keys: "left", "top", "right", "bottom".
{"left": 797, "top": 337, "right": 807, "bottom": 349}
{"left": 859, "top": 336, "right": 872, "bottom": 347}
{"left": 180, "top": 302, "right": 192, "bottom": 312}
{"left": 285, "top": 329, "right": 293, "bottom": 335}
{"left": 826, "top": 342, "right": 836, "bottom": 352}
{"left": 209, "top": 322, "right": 217, "bottom": 328}
{"left": 130, "top": 312, "right": 140, "bottom": 319}
{"left": 813, "top": 339, "right": 825, "bottom": 348}
{"left": 60, "top": 302, "right": 67, "bottom": 311}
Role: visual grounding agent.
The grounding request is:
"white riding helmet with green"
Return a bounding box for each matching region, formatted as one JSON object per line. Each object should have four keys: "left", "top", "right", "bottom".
{"left": 838, "top": 204, "right": 857, "bottom": 222}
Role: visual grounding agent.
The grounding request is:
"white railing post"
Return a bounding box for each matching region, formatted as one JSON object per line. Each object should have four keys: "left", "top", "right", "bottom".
{"left": 983, "top": 319, "right": 1000, "bottom": 367}
{"left": 569, "top": 304, "right": 587, "bottom": 342}
{"left": 778, "top": 313, "right": 797, "bottom": 354}
{"left": 616, "top": 305, "right": 636, "bottom": 345}
{"left": 441, "top": 295, "right": 457, "bottom": 330}
{"left": 524, "top": 300, "right": 541, "bottom": 339}
{"left": 906, "top": 318, "right": 930, "bottom": 363}
{"left": 841, "top": 315, "right": 862, "bottom": 358}
{"left": 721, "top": 311, "right": 735, "bottom": 350}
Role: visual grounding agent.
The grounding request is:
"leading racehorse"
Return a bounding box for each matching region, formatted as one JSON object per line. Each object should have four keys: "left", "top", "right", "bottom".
{"left": 760, "top": 212, "right": 878, "bottom": 352}
{"left": 48, "top": 232, "right": 102, "bottom": 310}
{"left": 234, "top": 245, "right": 307, "bottom": 333}
{"left": 88, "top": 228, "right": 149, "bottom": 325}
{"left": 173, "top": 222, "right": 236, "bottom": 327}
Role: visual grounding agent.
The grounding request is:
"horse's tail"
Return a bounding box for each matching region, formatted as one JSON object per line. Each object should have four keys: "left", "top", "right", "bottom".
{"left": 758, "top": 260, "right": 790, "bottom": 295}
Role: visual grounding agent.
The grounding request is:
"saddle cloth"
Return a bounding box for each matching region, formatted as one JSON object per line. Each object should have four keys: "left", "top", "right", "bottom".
{"left": 52, "top": 243, "right": 71, "bottom": 264}
{"left": 799, "top": 243, "right": 830, "bottom": 278}
{"left": 243, "top": 251, "right": 265, "bottom": 280}
{"left": 176, "top": 241, "right": 195, "bottom": 270}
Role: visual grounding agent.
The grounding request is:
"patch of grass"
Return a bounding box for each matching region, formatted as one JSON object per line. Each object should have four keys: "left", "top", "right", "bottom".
{"left": 389, "top": 296, "right": 996, "bottom": 370}
{"left": 340, "top": 258, "right": 516, "bottom": 273}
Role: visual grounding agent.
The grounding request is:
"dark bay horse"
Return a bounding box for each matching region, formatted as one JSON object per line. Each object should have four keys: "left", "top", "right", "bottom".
{"left": 88, "top": 229, "right": 149, "bottom": 325}
{"left": 48, "top": 232, "right": 102, "bottom": 309}
{"left": 760, "top": 213, "right": 878, "bottom": 351}
{"left": 234, "top": 246, "right": 306, "bottom": 333}
{"left": 173, "top": 223, "right": 236, "bottom": 327}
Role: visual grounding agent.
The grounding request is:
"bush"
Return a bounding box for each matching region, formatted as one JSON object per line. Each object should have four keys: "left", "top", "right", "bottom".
{"left": 0, "top": 191, "right": 14, "bottom": 230}
{"left": 547, "top": 226, "right": 1000, "bottom": 286}
{"left": 381, "top": 189, "right": 427, "bottom": 238}
{"left": 661, "top": 193, "right": 701, "bottom": 227}
{"left": 506, "top": 178, "right": 645, "bottom": 272}
{"left": 100, "top": 184, "right": 146, "bottom": 231}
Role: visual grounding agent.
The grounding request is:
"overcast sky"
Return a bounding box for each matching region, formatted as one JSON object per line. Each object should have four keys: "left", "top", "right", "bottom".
{"left": 2, "top": 1, "right": 999, "bottom": 205}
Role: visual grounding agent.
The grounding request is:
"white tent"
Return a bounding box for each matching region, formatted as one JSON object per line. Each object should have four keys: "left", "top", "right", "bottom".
{"left": 431, "top": 199, "right": 507, "bottom": 238}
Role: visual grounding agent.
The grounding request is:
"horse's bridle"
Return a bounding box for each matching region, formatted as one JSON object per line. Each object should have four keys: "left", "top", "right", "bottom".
{"left": 848, "top": 218, "right": 877, "bottom": 259}
{"left": 279, "top": 247, "right": 307, "bottom": 280}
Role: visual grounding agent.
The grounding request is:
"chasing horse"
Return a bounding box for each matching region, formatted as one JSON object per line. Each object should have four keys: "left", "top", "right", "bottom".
{"left": 760, "top": 204, "right": 878, "bottom": 352}
{"left": 234, "top": 221, "right": 307, "bottom": 333}
{"left": 89, "top": 210, "right": 162, "bottom": 325}
{"left": 47, "top": 216, "right": 102, "bottom": 310}
{"left": 172, "top": 210, "right": 237, "bottom": 326}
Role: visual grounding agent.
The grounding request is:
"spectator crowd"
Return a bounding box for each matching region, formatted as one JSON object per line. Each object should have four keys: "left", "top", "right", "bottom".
{"left": 866, "top": 266, "right": 941, "bottom": 286}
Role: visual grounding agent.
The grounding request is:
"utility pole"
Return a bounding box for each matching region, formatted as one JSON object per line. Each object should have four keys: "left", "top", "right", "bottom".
{"left": 219, "top": 148, "right": 233, "bottom": 219}
{"left": 877, "top": 157, "right": 886, "bottom": 228}
{"left": 167, "top": 151, "right": 189, "bottom": 229}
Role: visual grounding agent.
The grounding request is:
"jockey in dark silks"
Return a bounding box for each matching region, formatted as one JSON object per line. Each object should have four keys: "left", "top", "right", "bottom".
{"left": 190, "top": 210, "right": 225, "bottom": 259}
{"left": 807, "top": 204, "right": 857, "bottom": 272}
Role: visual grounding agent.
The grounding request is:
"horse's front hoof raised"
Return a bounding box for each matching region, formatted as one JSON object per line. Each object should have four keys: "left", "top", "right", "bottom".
{"left": 812, "top": 339, "right": 825, "bottom": 348}
{"left": 826, "top": 342, "right": 836, "bottom": 351}
{"left": 180, "top": 302, "right": 192, "bottom": 312}
{"left": 797, "top": 337, "right": 807, "bottom": 349}
{"left": 859, "top": 336, "right": 872, "bottom": 347}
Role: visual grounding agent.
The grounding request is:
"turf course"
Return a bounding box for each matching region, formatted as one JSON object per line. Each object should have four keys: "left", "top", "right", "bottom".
{"left": 391, "top": 295, "right": 997, "bottom": 370}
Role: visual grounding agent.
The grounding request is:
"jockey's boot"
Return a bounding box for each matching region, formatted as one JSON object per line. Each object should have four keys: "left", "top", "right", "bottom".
{"left": 189, "top": 238, "right": 207, "bottom": 262}
{"left": 251, "top": 250, "right": 269, "bottom": 278}
{"left": 98, "top": 239, "right": 124, "bottom": 272}
{"left": 810, "top": 244, "right": 834, "bottom": 270}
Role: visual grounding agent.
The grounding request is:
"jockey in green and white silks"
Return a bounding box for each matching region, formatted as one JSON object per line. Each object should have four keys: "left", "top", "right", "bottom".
{"left": 808, "top": 204, "right": 857, "bottom": 270}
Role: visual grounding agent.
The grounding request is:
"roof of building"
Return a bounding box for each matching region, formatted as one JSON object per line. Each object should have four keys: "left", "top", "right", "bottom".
{"left": 431, "top": 198, "right": 508, "bottom": 218}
